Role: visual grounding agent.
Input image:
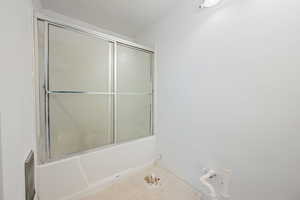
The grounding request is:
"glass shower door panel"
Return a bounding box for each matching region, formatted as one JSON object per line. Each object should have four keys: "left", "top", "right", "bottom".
{"left": 116, "top": 44, "right": 153, "bottom": 143}
{"left": 116, "top": 95, "right": 152, "bottom": 143}
{"left": 117, "top": 44, "right": 152, "bottom": 93}
{"left": 49, "top": 94, "right": 113, "bottom": 157}
{"left": 48, "top": 24, "right": 111, "bottom": 92}
{"left": 48, "top": 24, "right": 113, "bottom": 159}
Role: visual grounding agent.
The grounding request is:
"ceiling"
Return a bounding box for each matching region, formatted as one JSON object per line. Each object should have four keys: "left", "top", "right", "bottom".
{"left": 41, "top": 0, "right": 180, "bottom": 38}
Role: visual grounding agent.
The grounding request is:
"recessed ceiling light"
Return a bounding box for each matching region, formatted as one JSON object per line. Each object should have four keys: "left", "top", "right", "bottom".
{"left": 199, "top": 0, "right": 222, "bottom": 8}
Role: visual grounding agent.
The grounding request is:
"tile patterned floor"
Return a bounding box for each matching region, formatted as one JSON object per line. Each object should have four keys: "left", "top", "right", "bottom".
{"left": 81, "top": 165, "right": 203, "bottom": 200}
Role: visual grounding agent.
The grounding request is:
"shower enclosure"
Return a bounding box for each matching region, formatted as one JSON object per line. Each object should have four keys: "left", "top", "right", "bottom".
{"left": 36, "top": 18, "right": 154, "bottom": 163}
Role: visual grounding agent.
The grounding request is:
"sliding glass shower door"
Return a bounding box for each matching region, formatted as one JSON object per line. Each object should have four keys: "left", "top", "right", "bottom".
{"left": 48, "top": 24, "right": 114, "bottom": 158}
{"left": 116, "top": 44, "right": 153, "bottom": 143}
{"left": 37, "top": 19, "right": 154, "bottom": 162}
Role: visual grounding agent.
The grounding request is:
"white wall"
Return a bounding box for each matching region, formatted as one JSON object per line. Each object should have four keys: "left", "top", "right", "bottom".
{"left": 137, "top": 0, "right": 300, "bottom": 199}
{"left": 0, "top": 115, "right": 3, "bottom": 200}
{"left": 0, "top": 0, "right": 36, "bottom": 199}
